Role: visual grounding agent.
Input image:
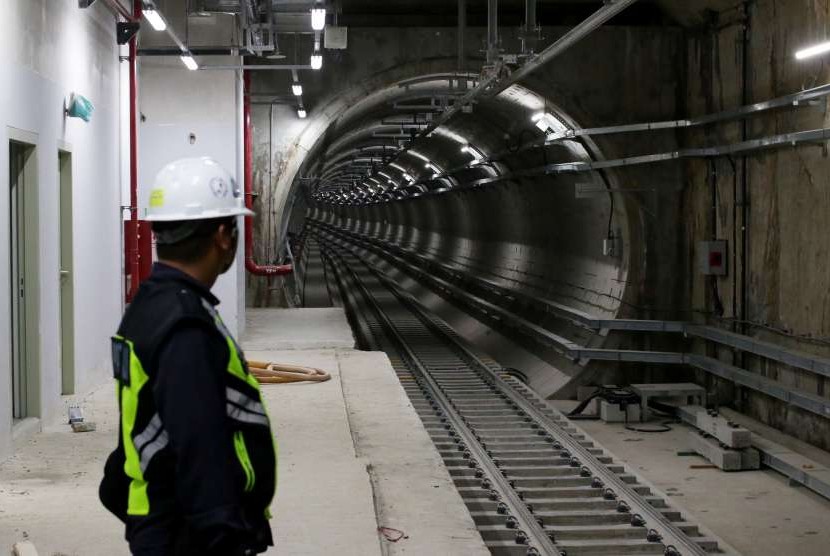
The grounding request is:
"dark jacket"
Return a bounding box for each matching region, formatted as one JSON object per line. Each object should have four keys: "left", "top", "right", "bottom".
{"left": 100, "top": 263, "right": 276, "bottom": 556}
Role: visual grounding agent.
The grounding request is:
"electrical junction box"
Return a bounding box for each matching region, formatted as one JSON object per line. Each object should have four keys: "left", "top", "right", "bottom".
{"left": 699, "top": 240, "right": 728, "bottom": 276}
{"left": 603, "top": 231, "right": 621, "bottom": 258}
{"left": 325, "top": 26, "right": 348, "bottom": 49}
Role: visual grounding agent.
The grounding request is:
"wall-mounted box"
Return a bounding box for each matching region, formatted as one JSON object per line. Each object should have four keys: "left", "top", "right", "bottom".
{"left": 325, "top": 27, "right": 348, "bottom": 49}
{"left": 699, "top": 240, "right": 728, "bottom": 276}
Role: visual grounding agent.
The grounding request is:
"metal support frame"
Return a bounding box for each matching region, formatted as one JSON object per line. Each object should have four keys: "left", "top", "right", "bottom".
{"left": 486, "top": 0, "right": 499, "bottom": 64}
{"left": 686, "top": 355, "right": 830, "bottom": 418}
{"left": 546, "top": 82, "right": 830, "bottom": 143}
{"left": 521, "top": 0, "right": 539, "bottom": 55}
{"left": 457, "top": 0, "right": 466, "bottom": 73}
{"left": 497, "top": 0, "right": 638, "bottom": 94}
{"left": 312, "top": 218, "right": 830, "bottom": 424}
{"left": 200, "top": 64, "right": 313, "bottom": 70}
{"left": 351, "top": 126, "right": 830, "bottom": 206}
{"left": 317, "top": 0, "right": 639, "bottom": 202}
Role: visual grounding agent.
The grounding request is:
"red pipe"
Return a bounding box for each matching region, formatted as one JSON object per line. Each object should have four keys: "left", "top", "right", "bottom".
{"left": 127, "top": 0, "right": 142, "bottom": 301}
{"left": 102, "top": 0, "right": 136, "bottom": 21}
{"left": 243, "top": 70, "right": 293, "bottom": 277}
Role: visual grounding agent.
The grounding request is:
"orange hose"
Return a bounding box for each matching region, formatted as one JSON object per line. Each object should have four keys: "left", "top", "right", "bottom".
{"left": 248, "top": 360, "right": 331, "bottom": 384}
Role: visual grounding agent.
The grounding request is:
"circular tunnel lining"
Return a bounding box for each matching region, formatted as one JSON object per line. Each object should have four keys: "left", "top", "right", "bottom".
{"left": 273, "top": 70, "right": 646, "bottom": 399}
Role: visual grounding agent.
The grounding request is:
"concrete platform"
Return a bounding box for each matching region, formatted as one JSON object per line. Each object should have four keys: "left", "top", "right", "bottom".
{"left": 0, "top": 308, "right": 485, "bottom": 556}
{"left": 244, "top": 308, "right": 355, "bottom": 350}
{"left": 554, "top": 400, "right": 830, "bottom": 556}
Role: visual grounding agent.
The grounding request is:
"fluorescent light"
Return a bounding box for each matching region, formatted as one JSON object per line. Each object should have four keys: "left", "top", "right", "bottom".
{"left": 796, "top": 41, "right": 830, "bottom": 60}
{"left": 310, "top": 53, "right": 323, "bottom": 70}
{"left": 180, "top": 55, "right": 198, "bottom": 71}
{"left": 292, "top": 83, "right": 303, "bottom": 96}
{"left": 143, "top": 9, "right": 167, "bottom": 31}
{"left": 298, "top": 109, "right": 307, "bottom": 119}
{"left": 408, "top": 150, "right": 430, "bottom": 162}
{"left": 461, "top": 145, "right": 484, "bottom": 163}
{"left": 311, "top": 8, "right": 327, "bottom": 31}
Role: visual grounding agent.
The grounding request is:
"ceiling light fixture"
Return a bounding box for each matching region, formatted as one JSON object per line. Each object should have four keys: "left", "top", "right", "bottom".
{"left": 310, "top": 52, "right": 323, "bottom": 70}
{"left": 143, "top": 8, "right": 167, "bottom": 31}
{"left": 796, "top": 41, "right": 830, "bottom": 60}
{"left": 292, "top": 83, "right": 303, "bottom": 96}
{"left": 311, "top": 8, "right": 327, "bottom": 31}
{"left": 180, "top": 54, "right": 198, "bottom": 71}
{"left": 298, "top": 109, "right": 307, "bottom": 119}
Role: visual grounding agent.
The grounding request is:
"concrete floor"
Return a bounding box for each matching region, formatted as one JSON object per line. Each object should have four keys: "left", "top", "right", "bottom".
{"left": 0, "top": 309, "right": 485, "bottom": 555}
{"left": 553, "top": 401, "right": 830, "bottom": 556}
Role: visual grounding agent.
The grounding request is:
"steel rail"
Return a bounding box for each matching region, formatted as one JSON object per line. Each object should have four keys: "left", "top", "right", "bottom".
{"left": 397, "top": 295, "right": 709, "bottom": 556}
{"left": 319, "top": 230, "right": 712, "bottom": 556}
{"left": 323, "top": 244, "right": 561, "bottom": 555}
{"left": 369, "top": 265, "right": 706, "bottom": 556}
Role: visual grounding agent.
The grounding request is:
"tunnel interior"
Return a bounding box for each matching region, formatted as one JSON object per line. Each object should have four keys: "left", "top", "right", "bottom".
{"left": 250, "top": 15, "right": 686, "bottom": 400}
{"left": 241, "top": 0, "right": 830, "bottom": 457}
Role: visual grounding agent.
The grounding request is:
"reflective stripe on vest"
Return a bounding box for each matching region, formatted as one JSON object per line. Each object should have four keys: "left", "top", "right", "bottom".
{"left": 201, "top": 299, "right": 279, "bottom": 507}
{"left": 113, "top": 335, "right": 152, "bottom": 516}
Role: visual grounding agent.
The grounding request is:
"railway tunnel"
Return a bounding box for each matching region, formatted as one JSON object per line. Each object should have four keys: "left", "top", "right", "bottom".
{"left": 256, "top": 9, "right": 685, "bottom": 401}
{"left": 4, "top": 1, "right": 830, "bottom": 555}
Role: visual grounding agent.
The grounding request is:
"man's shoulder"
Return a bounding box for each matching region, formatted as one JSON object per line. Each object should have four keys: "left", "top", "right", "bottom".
{"left": 120, "top": 280, "right": 216, "bottom": 338}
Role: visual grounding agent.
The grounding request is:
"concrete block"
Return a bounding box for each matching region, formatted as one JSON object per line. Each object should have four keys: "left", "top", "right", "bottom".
{"left": 688, "top": 406, "right": 751, "bottom": 449}
{"left": 600, "top": 401, "right": 640, "bottom": 423}
{"left": 688, "top": 432, "right": 743, "bottom": 471}
{"left": 740, "top": 448, "right": 761, "bottom": 470}
{"left": 688, "top": 432, "right": 759, "bottom": 471}
{"left": 600, "top": 400, "right": 626, "bottom": 423}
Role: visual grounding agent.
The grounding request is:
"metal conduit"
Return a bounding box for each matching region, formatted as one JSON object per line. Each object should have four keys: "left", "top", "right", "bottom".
{"left": 349, "top": 127, "right": 830, "bottom": 206}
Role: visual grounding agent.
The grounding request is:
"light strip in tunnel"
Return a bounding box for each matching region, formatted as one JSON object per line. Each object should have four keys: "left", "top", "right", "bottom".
{"left": 461, "top": 145, "right": 484, "bottom": 164}
{"left": 796, "top": 41, "right": 830, "bottom": 60}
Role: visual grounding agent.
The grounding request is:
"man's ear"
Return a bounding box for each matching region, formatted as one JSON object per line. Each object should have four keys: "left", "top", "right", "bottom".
{"left": 215, "top": 223, "right": 234, "bottom": 251}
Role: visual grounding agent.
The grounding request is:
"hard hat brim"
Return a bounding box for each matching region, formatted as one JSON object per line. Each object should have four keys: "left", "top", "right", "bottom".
{"left": 146, "top": 207, "right": 255, "bottom": 222}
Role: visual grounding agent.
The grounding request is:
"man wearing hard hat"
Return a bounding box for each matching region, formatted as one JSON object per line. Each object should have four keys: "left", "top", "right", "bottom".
{"left": 99, "top": 158, "right": 276, "bottom": 555}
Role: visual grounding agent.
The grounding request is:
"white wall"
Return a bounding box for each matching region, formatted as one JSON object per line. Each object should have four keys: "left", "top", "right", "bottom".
{"left": 138, "top": 57, "right": 245, "bottom": 336}
{"left": 0, "top": 1, "right": 123, "bottom": 459}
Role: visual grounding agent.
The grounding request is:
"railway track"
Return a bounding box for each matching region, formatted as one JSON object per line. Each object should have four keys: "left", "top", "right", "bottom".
{"left": 315, "top": 227, "right": 729, "bottom": 556}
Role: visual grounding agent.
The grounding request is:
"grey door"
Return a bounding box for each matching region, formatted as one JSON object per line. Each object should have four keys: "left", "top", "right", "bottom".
{"left": 59, "top": 151, "right": 75, "bottom": 395}
{"left": 9, "top": 142, "right": 28, "bottom": 420}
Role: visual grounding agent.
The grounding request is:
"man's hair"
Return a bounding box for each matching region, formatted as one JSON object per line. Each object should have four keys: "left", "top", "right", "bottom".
{"left": 152, "top": 217, "right": 235, "bottom": 263}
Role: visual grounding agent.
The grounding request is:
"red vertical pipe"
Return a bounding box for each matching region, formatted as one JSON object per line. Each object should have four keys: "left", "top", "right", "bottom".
{"left": 127, "top": 0, "right": 142, "bottom": 302}
{"left": 243, "top": 69, "right": 293, "bottom": 277}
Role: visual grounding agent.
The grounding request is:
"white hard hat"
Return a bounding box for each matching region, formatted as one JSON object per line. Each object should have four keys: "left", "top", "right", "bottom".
{"left": 145, "top": 157, "right": 254, "bottom": 222}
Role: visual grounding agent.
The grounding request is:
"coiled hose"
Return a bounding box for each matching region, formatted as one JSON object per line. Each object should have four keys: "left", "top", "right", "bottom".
{"left": 247, "top": 360, "right": 331, "bottom": 385}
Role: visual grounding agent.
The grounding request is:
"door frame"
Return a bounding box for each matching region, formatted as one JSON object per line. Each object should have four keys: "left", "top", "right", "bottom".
{"left": 58, "top": 142, "right": 75, "bottom": 395}
{"left": 8, "top": 127, "right": 41, "bottom": 420}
